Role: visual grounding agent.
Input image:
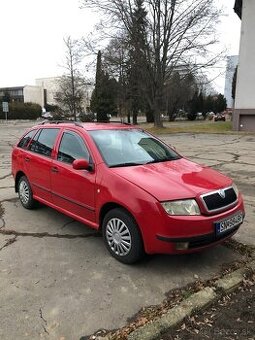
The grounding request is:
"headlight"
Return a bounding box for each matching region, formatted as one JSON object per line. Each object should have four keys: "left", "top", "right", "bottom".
{"left": 232, "top": 183, "right": 239, "bottom": 197}
{"left": 161, "top": 199, "right": 200, "bottom": 215}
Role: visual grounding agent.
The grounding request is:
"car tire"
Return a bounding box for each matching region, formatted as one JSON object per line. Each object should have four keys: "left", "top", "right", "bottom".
{"left": 18, "top": 176, "right": 36, "bottom": 209}
{"left": 102, "top": 208, "right": 144, "bottom": 264}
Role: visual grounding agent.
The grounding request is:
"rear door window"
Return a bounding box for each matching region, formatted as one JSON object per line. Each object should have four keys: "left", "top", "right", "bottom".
{"left": 28, "top": 128, "right": 59, "bottom": 157}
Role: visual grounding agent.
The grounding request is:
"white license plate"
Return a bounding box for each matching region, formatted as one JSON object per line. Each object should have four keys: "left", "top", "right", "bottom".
{"left": 215, "top": 212, "right": 243, "bottom": 235}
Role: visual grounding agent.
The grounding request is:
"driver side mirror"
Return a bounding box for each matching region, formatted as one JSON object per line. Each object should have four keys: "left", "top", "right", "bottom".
{"left": 72, "top": 159, "right": 93, "bottom": 172}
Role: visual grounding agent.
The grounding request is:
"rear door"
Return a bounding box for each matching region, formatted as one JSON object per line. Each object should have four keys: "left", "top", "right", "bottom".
{"left": 51, "top": 129, "right": 97, "bottom": 225}
{"left": 24, "top": 128, "right": 60, "bottom": 203}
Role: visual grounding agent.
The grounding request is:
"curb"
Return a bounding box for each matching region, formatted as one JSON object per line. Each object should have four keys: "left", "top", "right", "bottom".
{"left": 127, "top": 287, "right": 216, "bottom": 340}
{"left": 127, "top": 259, "right": 255, "bottom": 340}
{"left": 93, "top": 259, "right": 255, "bottom": 340}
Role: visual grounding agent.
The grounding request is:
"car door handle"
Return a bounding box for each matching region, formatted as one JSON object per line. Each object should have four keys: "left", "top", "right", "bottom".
{"left": 24, "top": 157, "right": 30, "bottom": 162}
{"left": 51, "top": 167, "right": 59, "bottom": 173}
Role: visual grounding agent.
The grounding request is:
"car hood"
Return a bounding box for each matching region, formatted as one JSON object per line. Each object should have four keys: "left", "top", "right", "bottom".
{"left": 111, "top": 158, "right": 232, "bottom": 201}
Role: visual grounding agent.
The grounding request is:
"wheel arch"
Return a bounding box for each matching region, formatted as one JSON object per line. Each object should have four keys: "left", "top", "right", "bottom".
{"left": 99, "top": 202, "right": 140, "bottom": 232}
{"left": 99, "top": 202, "right": 125, "bottom": 229}
{"left": 15, "top": 171, "right": 26, "bottom": 192}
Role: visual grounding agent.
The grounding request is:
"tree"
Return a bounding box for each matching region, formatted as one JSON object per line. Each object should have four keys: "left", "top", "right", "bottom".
{"left": 103, "top": 37, "right": 130, "bottom": 121}
{"left": 90, "top": 51, "right": 118, "bottom": 121}
{"left": 55, "top": 75, "right": 86, "bottom": 118}
{"left": 102, "top": 2, "right": 149, "bottom": 124}
{"left": 55, "top": 36, "right": 84, "bottom": 120}
{"left": 127, "top": 0, "right": 149, "bottom": 124}
{"left": 214, "top": 93, "right": 227, "bottom": 113}
{"left": 82, "top": 0, "right": 222, "bottom": 127}
{"left": 187, "top": 91, "right": 203, "bottom": 120}
{"left": 204, "top": 94, "right": 215, "bottom": 113}
{"left": 166, "top": 72, "right": 197, "bottom": 121}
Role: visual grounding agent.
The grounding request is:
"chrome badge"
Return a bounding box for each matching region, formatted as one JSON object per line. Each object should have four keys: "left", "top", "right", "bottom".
{"left": 218, "top": 189, "right": 226, "bottom": 199}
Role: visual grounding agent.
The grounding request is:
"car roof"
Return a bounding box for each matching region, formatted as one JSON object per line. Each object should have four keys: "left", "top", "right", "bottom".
{"left": 33, "top": 121, "right": 138, "bottom": 131}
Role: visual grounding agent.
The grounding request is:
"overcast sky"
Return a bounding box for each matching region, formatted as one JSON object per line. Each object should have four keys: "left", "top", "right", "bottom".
{"left": 0, "top": 0, "right": 241, "bottom": 93}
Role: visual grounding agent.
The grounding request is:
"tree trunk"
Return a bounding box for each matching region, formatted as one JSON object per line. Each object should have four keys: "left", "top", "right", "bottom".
{"left": 153, "top": 90, "right": 163, "bottom": 127}
{"left": 154, "top": 109, "right": 163, "bottom": 127}
{"left": 132, "top": 110, "right": 138, "bottom": 125}
{"left": 146, "top": 109, "right": 154, "bottom": 123}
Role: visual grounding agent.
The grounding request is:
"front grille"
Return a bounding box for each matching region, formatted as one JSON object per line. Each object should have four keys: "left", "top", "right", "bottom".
{"left": 201, "top": 187, "right": 237, "bottom": 213}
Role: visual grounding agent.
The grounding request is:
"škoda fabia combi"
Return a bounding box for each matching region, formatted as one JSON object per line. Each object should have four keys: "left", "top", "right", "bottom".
{"left": 12, "top": 122, "right": 245, "bottom": 263}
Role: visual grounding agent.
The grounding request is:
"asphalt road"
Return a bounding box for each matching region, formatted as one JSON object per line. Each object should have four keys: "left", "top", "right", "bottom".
{"left": 0, "top": 121, "right": 254, "bottom": 339}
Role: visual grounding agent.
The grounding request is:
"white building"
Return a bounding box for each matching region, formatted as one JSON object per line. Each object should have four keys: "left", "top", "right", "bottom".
{"left": 36, "top": 77, "right": 94, "bottom": 113}
{"left": 36, "top": 77, "right": 60, "bottom": 106}
{"left": 224, "top": 55, "right": 238, "bottom": 109}
{"left": 0, "top": 85, "right": 44, "bottom": 107}
{"left": 1, "top": 78, "right": 94, "bottom": 114}
{"left": 233, "top": 0, "right": 255, "bottom": 132}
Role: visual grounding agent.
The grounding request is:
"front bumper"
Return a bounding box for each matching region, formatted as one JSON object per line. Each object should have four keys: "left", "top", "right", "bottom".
{"left": 143, "top": 198, "right": 245, "bottom": 254}
{"left": 156, "top": 221, "right": 242, "bottom": 251}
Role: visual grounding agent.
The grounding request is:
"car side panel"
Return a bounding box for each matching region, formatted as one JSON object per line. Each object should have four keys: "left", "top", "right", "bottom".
{"left": 51, "top": 159, "right": 96, "bottom": 224}
{"left": 23, "top": 150, "right": 53, "bottom": 202}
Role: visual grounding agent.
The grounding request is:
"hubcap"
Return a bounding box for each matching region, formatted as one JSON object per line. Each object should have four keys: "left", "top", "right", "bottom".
{"left": 106, "top": 218, "right": 131, "bottom": 256}
{"left": 19, "top": 180, "right": 30, "bottom": 204}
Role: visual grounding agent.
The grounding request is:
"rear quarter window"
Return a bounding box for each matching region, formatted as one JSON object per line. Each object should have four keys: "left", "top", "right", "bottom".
{"left": 17, "top": 130, "right": 37, "bottom": 149}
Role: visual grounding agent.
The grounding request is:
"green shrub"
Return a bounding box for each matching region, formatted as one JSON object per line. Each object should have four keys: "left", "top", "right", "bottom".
{"left": 44, "top": 103, "right": 59, "bottom": 113}
{"left": 51, "top": 111, "right": 65, "bottom": 120}
{"left": 79, "top": 112, "right": 95, "bottom": 122}
{"left": 0, "top": 102, "right": 41, "bottom": 120}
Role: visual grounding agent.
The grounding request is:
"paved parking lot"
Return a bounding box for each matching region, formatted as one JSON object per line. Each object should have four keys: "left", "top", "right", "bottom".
{"left": 0, "top": 121, "right": 254, "bottom": 339}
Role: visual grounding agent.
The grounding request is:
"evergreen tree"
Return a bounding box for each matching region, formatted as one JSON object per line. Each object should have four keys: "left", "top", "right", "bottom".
{"left": 204, "top": 95, "right": 214, "bottom": 113}
{"left": 91, "top": 51, "right": 117, "bottom": 122}
{"left": 215, "top": 94, "right": 227, "bottom": 113}
{"left": 167, "top": 72, "right": 197, "bottom": 121}
{"left": 127, "top": 0, "right": 149, "bottom": 124}
{"left": 187, "top": 92, "right": 201, "bottom": 120}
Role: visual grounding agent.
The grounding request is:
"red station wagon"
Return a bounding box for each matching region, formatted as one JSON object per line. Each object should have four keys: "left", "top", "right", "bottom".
{"left": 12, "top": 122, "right": 245, "bottom": 263}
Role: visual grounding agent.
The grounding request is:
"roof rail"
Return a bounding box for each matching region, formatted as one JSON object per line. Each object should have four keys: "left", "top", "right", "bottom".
{"left": 39, "top": 120, "right": 83, "bottom": 127}
{"left": 107, "top": 120, "right": 133, "bottom": 125}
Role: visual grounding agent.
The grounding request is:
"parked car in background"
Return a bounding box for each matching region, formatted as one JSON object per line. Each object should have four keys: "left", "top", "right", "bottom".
{"left": 214, "top": 112, "right": 226, "bottom": 121}
{"left": 12, "top": 122, "right": 245, "bottom": 263}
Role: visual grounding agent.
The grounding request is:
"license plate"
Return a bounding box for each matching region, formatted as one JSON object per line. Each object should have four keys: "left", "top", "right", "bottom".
{"left": 215, "top": 212, "right": 243, "bottom": 235}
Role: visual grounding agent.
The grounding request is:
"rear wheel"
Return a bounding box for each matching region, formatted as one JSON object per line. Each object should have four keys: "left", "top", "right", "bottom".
{"left": 18, "top": 176, "right": 36, "bottom": 209}
{"left": 102, "top": 208, "right": 144, "bottom": 264}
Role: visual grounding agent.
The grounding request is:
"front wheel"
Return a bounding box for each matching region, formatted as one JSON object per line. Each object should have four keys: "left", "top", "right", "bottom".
{"left": 102, "top": 208, "right": 144, "bottom": 264}
{"left": 18, "top": 176, "right": 36, "bottom": 209}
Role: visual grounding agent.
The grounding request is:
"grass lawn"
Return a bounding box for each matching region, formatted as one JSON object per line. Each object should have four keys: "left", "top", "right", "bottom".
{"left": 140, "top": 120, "right": 233, "bottom": 134}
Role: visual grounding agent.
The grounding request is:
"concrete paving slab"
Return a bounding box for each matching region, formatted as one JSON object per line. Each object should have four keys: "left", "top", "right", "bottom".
{"left": 0, "top": 236, "right": 243, "bottom": 339}
{"left": 2, "top": 201, "right": 96, "bottom": 236}
{"left": 234, "top": 201, "right": 255, "bottom": 246}
{"left": 0, "top": 234, "right": 16, "bottom": 250}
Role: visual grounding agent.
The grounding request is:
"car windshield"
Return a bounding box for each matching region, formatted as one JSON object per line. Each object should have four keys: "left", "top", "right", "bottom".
{"left": 89, "top": 129, "right": 181, "bottom": 167}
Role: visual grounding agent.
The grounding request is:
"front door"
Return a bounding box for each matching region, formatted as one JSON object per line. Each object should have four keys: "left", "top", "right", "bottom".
{"left": 51, "top": 130, "right": 96, "bottom": 225}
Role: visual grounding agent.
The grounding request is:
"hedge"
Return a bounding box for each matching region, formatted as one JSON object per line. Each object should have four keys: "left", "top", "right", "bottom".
{"left": 0, "top": 102, "right": 41, "bottom": 120}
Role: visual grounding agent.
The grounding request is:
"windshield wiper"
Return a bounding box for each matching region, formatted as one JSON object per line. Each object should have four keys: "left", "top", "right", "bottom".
{"left": 109, "top": 162, "right": 143, "bottom": 168}
{"left": 146, "top": 156, "right": 180, "bottom": 164}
